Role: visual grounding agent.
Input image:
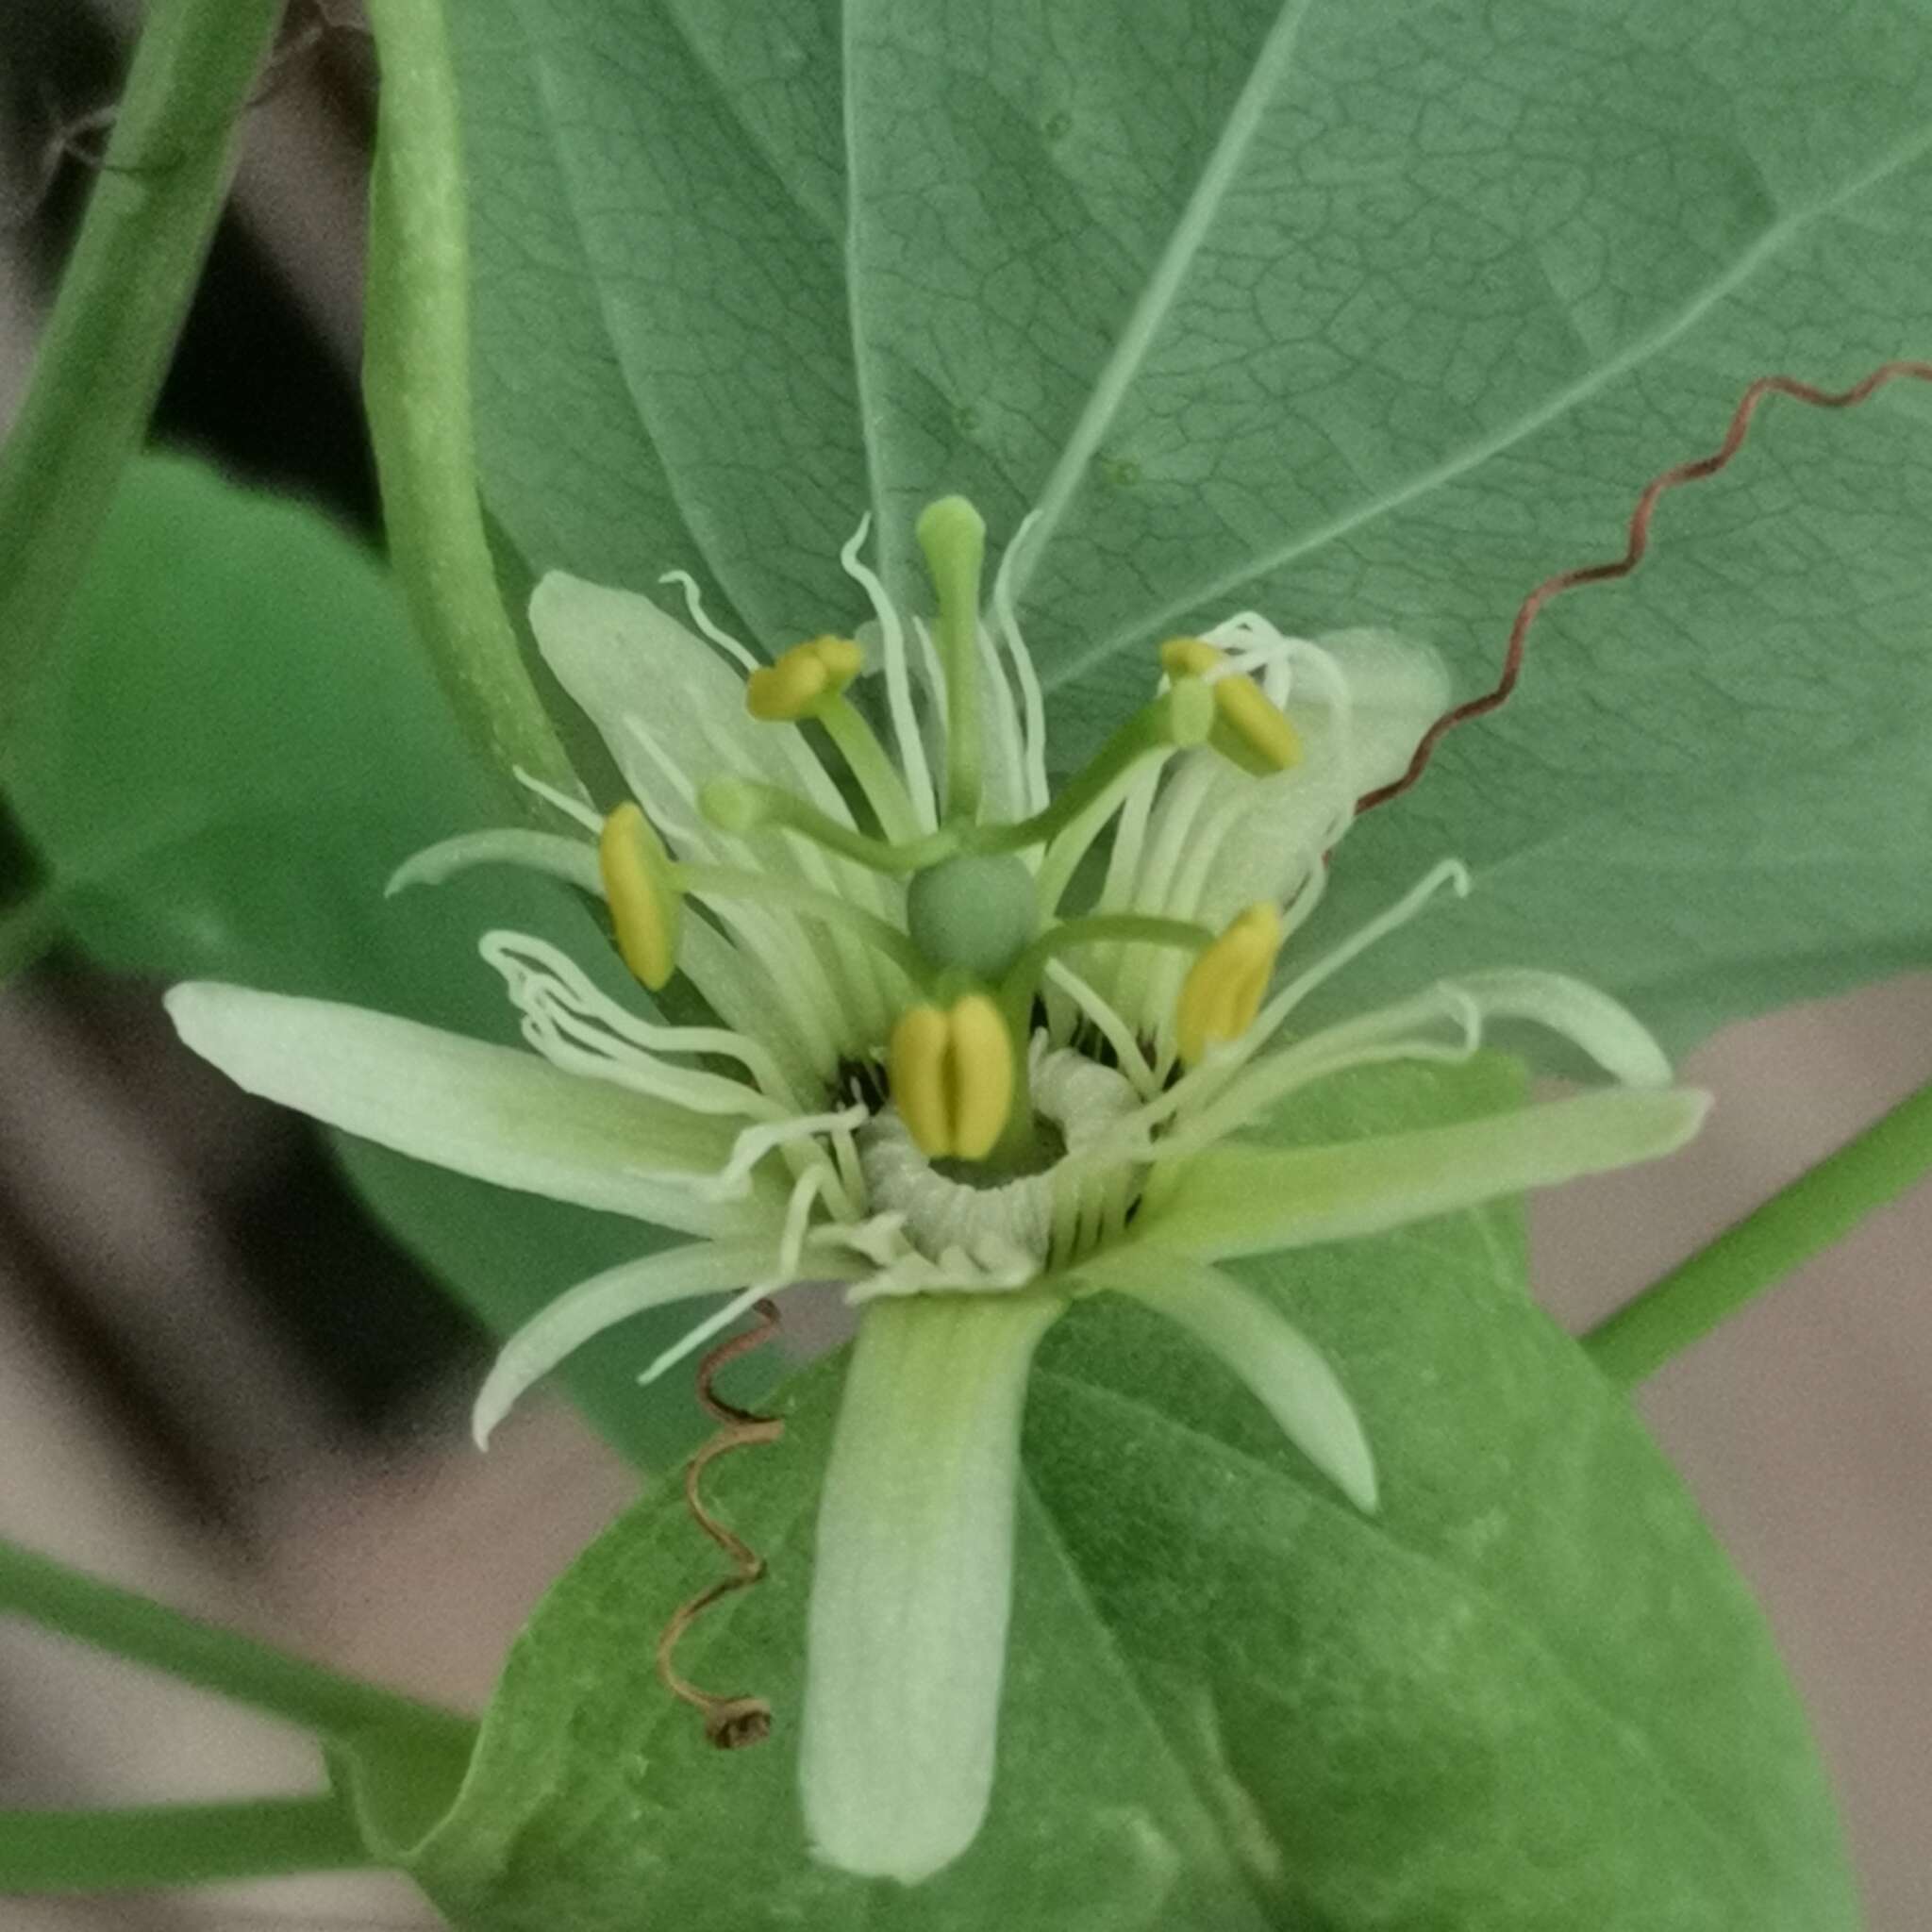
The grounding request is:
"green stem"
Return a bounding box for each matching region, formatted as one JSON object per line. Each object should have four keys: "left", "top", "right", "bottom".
{"left": 0, "top": 1539, "right": 475, "bottom": 1754}
{"left": 0, "top": 1794, "right": 375, "bottom": 1893}
{"left": 0, "top": 891, "right": 58, "bottom": 982}
{"left": 363, "top": 0, "right": 577, "bottom": 797}
{"left": 0, "top": 0, "right": 283, "bottom": 741}
{"left": 1582, "top": 1075, "right": 1932, "bottom": 1388}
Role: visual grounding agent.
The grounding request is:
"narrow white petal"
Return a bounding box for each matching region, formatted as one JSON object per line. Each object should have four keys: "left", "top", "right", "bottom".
{"left": 472, "top": 1238, "right": 775, "bottom": 1447}
{"left": 1310, "top": 625, "right": 1453, "bottom": 799}
{"left": 165, "top": 984, "right": 773, "bottom": 1238}
{"left": 1122, "top": 627, "right": 1450, "bottom": 970}
{"left": 529, "top": 570, "right": 902, "bottom": 1046}
{"left": 1087, "top": 1252, "right": 1376, "bottom": 1510}
{"left": 802, "top": 1293, "right": 1064, "bottom": 1883}
{"left": 633, "top": 1161, "right": 842, "bottom": 1390}
{"left": 841, "top": 516, "right": 939, "bottom": 833}
{"left": 1442, "top": 969, "right": 1674, "bottom": 1089}
{"left": 528, "top": 572, "right": 763, "bottom": 814}
{"left": 990, "top": 510, "right": 1051, "bottom": 816}
{"left": 1144, "top": 1087, "right": 1712, "bottom": 1262}
{"left": 1174, "top": 955, "right": 1675, "bottom": 1158}
{"left": 1252, "top": 858, "right": 1472, "bottom": 1042}
{"left": 385, "top": 828, "right": 601, "bottom": 899}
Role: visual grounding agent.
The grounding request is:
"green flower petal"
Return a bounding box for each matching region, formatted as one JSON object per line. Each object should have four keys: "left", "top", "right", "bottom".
{"left": 1142, "top": 1087, "right": 1710, "bottom": 1262}
{"left": 801, "top": 1292, "right": 1065, "bottom": 1883}
{"left": 165, "top": 983, "right": 774, "bottom": 1238}
{"left": 527, "top": 571, "right": 903, "bottom": 1052}
{"left": 471, "top": 1236, "right": 782, "bottom": 1448}
{"left": 528, "top": 573, "right": 751, "bottom": 808}
{"left": 1441, "top": 968, "right": 1673, "bottom": 1088}
{"left": 1160, "top": 627, "right": 1450, "bottom": 930}
{"left": 1087, "top": 1250, "right": 1376, "bottom": 1511}
{"left": 1178, "top": 962, "right": 1677, "bottom": 1158}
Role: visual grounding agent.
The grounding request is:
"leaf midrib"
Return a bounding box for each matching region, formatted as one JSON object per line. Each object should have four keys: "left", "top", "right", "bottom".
{"left": 1002, "top": 0, "right": 1320, "bottom": 612}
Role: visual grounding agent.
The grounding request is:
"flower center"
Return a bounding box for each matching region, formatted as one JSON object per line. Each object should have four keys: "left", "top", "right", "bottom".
{"left": 859, "top": 1043, "right": 1141, "bottom": 1270}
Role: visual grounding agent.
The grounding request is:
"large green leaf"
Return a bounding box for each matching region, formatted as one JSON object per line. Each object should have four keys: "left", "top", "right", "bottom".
{"left": 451, "top": 0, "right": 1932, "bottom": 1051}
{"left": 405, "top": 1060, "right": 1853, "bottom": 1930}
{"left": 0, "top": 453, "right": 722, "bottom": 1467}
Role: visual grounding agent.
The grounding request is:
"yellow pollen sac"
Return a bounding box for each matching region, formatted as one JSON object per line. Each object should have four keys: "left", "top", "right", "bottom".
{"left": 1159, "top": 637, "right": 1302, "bottom": 774}
{"left": 1175, "top": 903, "right": 1283, "bottom": 1066}
{"left": 888, "top": 993, "right": 1015, "bottom": 1162}
{"left": 598, "top": 802, "right": 682, "bottom": 991}
{"left": 744, "top": 635, "right": 864, "bottom": 722}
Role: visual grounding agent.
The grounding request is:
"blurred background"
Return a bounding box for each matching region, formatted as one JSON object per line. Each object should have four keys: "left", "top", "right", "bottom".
{"left": 0, "top": 4, "right": 1926, "bottom": 1927}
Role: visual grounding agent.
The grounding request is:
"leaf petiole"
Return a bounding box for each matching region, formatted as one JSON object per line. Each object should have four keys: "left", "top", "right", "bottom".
{"left": 0, "top": 0, "right": 283, "bottom": 743}
{"left": 0, "top": 1538, "right": 475, "bottom": 1755}
{"left": 1582, "top": 1074, "right": 1932, "bottom": 1387}
{"left": 0, "top": 1794, "right": 375, "bottom": 1893}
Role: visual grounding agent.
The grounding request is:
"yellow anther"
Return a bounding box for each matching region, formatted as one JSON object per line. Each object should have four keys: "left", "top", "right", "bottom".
{"left": 744, "top": 635, "right": 864, "bottom": 722}
{"left": 1158, "top": 637, "right": 1302, "bottom": 774}
{"left": 888, "top": 992, "right": 1015, "bottom": 1162}
{"left": 598, "top": 802, "right": 682, "bottom": 991}
{"left": 1175, "top": 903, "right": 1283, "bottom": 1066}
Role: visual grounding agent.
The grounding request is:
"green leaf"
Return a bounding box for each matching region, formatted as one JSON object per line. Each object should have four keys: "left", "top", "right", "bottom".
{"left": 405, "top": 1060, "right": 1855, "bottom": 1930}
{"left": 448, "top": 0, "right": 1932, "bottom": 1052}
{"left": 0, "top": 453, "right": 719, "bottom": 1468}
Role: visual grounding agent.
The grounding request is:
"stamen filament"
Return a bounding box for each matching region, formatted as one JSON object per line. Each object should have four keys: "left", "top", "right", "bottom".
{"left": 841, "top": 517, "right": 938, "bottom": 833}
{"left": 1042, "top": 959, "right": 1159, "bottom": 1096}
{"left": 672, "top": 863, "right": 929, "bottom": 984}
{"left": 816, "top": 692, "right": 924, "bottom": 841}
{"left": 917, "top": 497, "right": 988, "bottom": 824}
{"left": 1000, "top": 913, "right": 1210, "bottom": 1044}
{"left": 700, "top": 777, "right": 958, "bottom": 875}
{"left": 967, "top": 680, "right": 1214, "bottom": 862}
{"left": 991, "top": 509, "right": 1052, "bottom": 815}
{"left": 512, "top": 765, "right": 603, "bottom": 833}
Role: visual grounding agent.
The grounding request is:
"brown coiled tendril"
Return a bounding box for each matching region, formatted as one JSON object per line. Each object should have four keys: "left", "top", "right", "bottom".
{"left": 655, "top": 1299, "right": 786, "bottom": 1750}
{"left": 1356, "top": 358, "right": 1932, "bottom": 815}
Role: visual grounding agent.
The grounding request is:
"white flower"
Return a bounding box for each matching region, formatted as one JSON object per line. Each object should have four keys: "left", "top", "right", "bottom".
{"left": 166, "top": 500, "right": 1706, "bottom": 1885}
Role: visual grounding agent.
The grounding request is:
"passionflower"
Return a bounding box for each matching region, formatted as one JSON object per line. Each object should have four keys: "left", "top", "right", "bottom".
{"left": 166, "top": 499, "right": 1707, "bottom": 1883}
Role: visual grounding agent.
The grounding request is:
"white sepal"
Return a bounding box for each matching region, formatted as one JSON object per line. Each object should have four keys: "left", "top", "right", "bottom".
{"left": 802, "top": 1293, "right": 1064, "bottom": 1883}
{"left": 1144, "top": 1087, "right": 1712, "bottom": 1263}
{"left": 163, "top": 984, "right": 776, "bottom": 1239}
{"left": 472, "top": 1238, "right": 779, "bottom": 1448}
{"left": 1087, "top": 1249, "right": 1376, "bottom": 1511}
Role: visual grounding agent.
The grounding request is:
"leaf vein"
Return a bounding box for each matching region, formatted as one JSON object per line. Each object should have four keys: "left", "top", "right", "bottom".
{"left": 1050, "top": 116, "right": 1932, "bottom": 687}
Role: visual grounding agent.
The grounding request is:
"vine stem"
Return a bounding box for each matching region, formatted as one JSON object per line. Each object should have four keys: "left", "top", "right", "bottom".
{"left": 0, "top": 0, "right": 284, "bottom": 742}
{"left": 362, "top": 0, "right": 580, "bottom": 798}
{"left": 0, "top": 1538, "right": 475, "bottom": 1754}
{"left": 1582, "top": 1075, "right": 1932, "bottom": 1388}
{"left": 0, "top": 1795, "right": 374, "bottom": 1892}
